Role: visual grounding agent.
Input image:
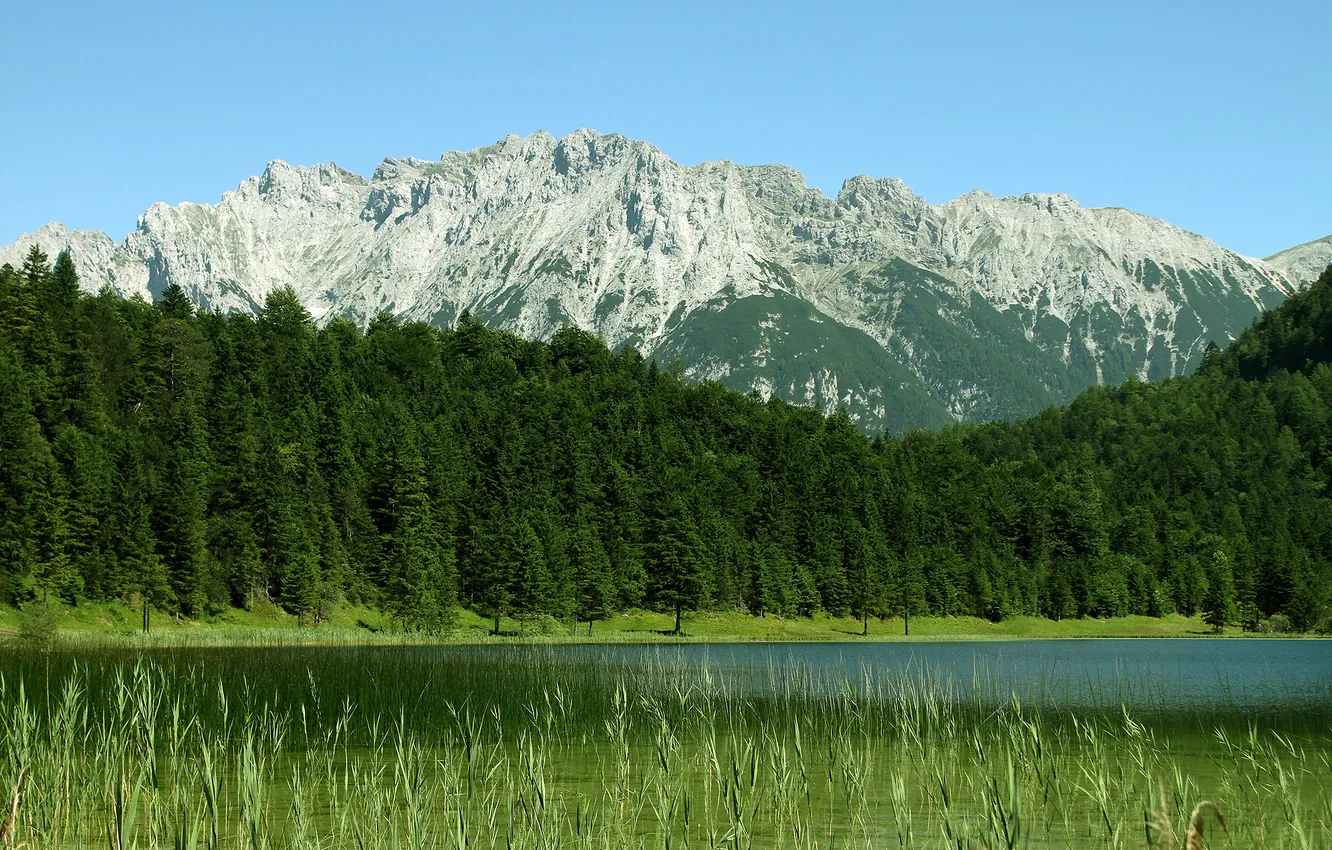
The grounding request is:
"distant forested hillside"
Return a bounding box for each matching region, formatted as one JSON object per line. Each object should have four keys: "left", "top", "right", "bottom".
{"left": 2, "top": 247, "right": 1330, "bottom": 632}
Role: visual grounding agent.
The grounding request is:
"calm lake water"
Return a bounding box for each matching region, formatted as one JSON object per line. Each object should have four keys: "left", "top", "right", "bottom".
{"left": 10, "top": 638, "right": 1328, "bottom": 714}
{"left": 6, "top": 638, "right": 1329, "bottom": 848}
{"left": 396, "top": 638, "right": 1332, "bottom": 711}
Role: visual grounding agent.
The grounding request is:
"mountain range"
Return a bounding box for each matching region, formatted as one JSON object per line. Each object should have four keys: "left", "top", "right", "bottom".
{"left": 2, "top": 129, "right": 1322, "bottom": 432}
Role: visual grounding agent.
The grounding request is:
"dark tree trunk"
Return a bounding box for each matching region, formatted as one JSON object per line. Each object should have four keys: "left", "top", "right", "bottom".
{"left": 673, "top": 602, "right": 682, "bottom": 635}
{"left": 862, "top": 612, "right": 869, "bottom": 636}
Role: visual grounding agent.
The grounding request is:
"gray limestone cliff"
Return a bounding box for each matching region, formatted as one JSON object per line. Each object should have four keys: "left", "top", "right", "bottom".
{"left": 3, "top": 129, "right": 1316, "bottom": 432}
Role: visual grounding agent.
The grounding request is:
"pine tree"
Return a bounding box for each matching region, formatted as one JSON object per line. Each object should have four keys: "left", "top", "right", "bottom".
{"left": 606, "top": 470, "right": 647, "bottom": 610}
{"left": 313, "top": 510, "right": 349, "bottom": 624}
{"left": 0, "top": 349, "right": 44, "bottom": 602}
{"left": 206, "top": 374, "right": 266, "bottom": 605}
{"left": 847, "top": 523, "right": 892, "bottom": 635}
{"left": 154, "top": 403, "right": 213, "bottom": 615}
{"left": 470, "top": 515, "right": 513, "bottom": 635}
{"left": 7, "top": 248, "right": 47, "bottom": 375}
{"left": 648, "top": 495, "right": 705, "bottom": 635}
{"left": 1203, "top": 550, "right": 1237, "bottom": 633}
{"left": 0, "top": 265, "right": 15, "bottom": 349}
{"left": 273, "top": 501, "right": 321, "bottom": 625}
{"left": 53, "top": 427, "right": 112, "bottom": 596}
{"left": 750, "top": 535, "right": 791, "bottom": 617}
{"left": 379, "top": 431, "right": 454, "bottom": 632}
{"left": 898, "top": 551, "right": 926, "bottom": 635}
{"left": 48, "top": 250, "right": 80, "bottom": 309}
{"left": 110, "top": 433, "right": 169, "bottom": 631}
{"left": 509, "top": 516, "right": 553, "bottom": 630}
{"left": 570, "top": 512, "right": 615, "bottom": 633}
{"left": 32, "top": 454, "right": 81, "bottom": 604}
{"left": 792, "top": 559, "right": 819, "bottom": 617}
{"left": 159, "top": 282, "right": 195, "bottom": 319}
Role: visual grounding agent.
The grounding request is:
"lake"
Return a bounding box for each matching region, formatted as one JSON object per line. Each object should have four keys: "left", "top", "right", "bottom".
{"left": 3, "top": 638, "right": 1329, "bottom": 848}
{"left": 499, "top": 637, "right": 1332, "bottom": 710}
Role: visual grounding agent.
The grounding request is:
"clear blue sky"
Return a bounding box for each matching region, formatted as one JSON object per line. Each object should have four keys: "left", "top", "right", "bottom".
{"left": 3, "top": 0, "right": 1327, "bottom": 258}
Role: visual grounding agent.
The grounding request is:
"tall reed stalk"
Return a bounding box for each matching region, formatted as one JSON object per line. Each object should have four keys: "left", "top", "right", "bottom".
{"left": 0, "top": 646, "right": 1326, "bottom": 849}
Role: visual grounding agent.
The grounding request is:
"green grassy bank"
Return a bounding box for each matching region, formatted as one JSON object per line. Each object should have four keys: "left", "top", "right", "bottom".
{"left": 0, "top": 597, "right": 1295, "bottom": 647}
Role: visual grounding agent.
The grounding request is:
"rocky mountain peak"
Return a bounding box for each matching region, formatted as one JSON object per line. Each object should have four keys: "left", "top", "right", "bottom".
{"left": 1015, "top": 192, "right": 1080, "bottom": 215}
{"left": 0, "top": 129, "right": 1318, "bottom": 432}
{"left": 1266, "top": 235, "right": 1332, "bottom": 287}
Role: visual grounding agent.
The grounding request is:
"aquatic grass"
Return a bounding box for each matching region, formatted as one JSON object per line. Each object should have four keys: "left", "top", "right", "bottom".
{"left": 0, "top": 646, "right": 1327, "bottom": 848}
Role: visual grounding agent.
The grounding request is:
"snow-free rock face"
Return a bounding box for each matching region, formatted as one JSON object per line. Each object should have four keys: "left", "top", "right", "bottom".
{"left": 0, "top": 223, "right": 136, "bottom": 292}
{"left": 0, "top": 129, "right": 1311, "bottom": 432}
{"left": 1266, "top": 236, "right": 1332, "bottom": 289}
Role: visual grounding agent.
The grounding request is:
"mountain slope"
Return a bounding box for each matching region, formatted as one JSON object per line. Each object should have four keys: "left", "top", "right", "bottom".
{"left": 1266, "top": 235, "right": 1332, "bottom": 290}
{"left": 0, "top": 129, "right": 1307, "bottom": 432}
{"left": 1224, "top": 262, "right": 1332, "bottom": 381}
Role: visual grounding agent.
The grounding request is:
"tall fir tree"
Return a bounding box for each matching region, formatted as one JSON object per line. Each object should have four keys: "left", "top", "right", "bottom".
{"left": 570, "top": 511, "right": 615, "bottom": 633}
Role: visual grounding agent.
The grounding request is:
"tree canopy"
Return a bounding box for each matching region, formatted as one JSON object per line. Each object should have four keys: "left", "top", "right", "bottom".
{"left": 1, "top": 253, "right": 1330, "bottom": 633}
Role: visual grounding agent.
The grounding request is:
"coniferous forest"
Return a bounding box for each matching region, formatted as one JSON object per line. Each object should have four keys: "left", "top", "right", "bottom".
{"left": 2, "top": 247, "right": 1331, "bottom": 634}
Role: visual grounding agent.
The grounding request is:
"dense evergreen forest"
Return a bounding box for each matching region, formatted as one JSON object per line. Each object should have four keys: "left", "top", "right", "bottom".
{"left": 2, "top": 247, "right": 1331, "bottom": 633}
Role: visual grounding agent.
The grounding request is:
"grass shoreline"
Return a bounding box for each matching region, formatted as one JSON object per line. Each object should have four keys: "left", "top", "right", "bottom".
{"left": 2, "top": 599, "right": 1322, "bottom": 647}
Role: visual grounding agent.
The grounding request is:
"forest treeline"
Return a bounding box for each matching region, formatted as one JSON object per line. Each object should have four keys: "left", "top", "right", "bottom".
{"left": 2, "top": 247, "right": 1331, "bottom": 633}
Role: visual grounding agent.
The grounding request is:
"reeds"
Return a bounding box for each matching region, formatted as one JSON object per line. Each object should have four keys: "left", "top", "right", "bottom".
{"left": 0, "top": 645, "right": 1326, "bottom": 848}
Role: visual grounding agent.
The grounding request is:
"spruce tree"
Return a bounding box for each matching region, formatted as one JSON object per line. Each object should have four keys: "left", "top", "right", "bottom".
{"left": 159, "top": 282, "right": 195, "bottom": 319}
{"left": 110, "top": 434, "right": 169, "bottom": 631}
{"left": 20, "top": 245, "right": 51, "bottom": 288}
{"left": 898, "top": 551, "right": 926, "bottom": 635}
{"left": 32, "top": 455, "right": 81, "bottom": 604}
{"left": 570, "top": 512, "right": 615, "bottom": 633}
{"left": 1203, "top": 550, "right": 1237, "bottom": 633}
{"left": 470, "top": 515, "right": 513, "bottom": 635}
{"left": 0, "top": 265, "right": 15, "bottom": 348}
{"left": 847, "top": 523, "right": 891, "bottom": 636}
{"left": 754, "top": 533, "right": 796, "bottom": 617}
{"left": 0, "top": 349, "right": 43, "bottom": 602}
{"left": 9, "top": 248, "right": 47, "bottom": 371}
{"left": 380, "top": 430, "right": 454, "bottom": 632}
{"left": 155, "top": 403, "right": 213, "bottom": 615}
{"left": 48, "top": 250, "right": 80, "bottom": 309}
{"left": 273, "top": 502, "right": 321, "bottom": 625}
{"left": 509, "top": 516, "right": 553, "bottom": 631}
{"left": 54, "top": 427, "right": 111, "bottom": 597}
{"left": 648, "top": 495, "right": 705, "bottom": 635}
